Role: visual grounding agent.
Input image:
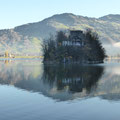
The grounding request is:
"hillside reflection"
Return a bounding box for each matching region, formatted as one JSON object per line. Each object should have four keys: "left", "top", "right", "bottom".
{"left": 1, "top": 60, "right": 120, "bottom": 101}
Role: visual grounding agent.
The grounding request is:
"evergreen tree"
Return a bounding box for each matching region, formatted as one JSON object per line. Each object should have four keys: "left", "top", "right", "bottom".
{"left": 84, "top": 29, "right": 106, "bottom": 62}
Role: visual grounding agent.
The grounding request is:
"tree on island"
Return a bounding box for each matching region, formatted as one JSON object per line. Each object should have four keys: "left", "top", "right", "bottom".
{"left": 84, "top": 29, "right": 106, "bottom": 62}
{"left": 42, "top": 29, "right": 106, "bottom": 63}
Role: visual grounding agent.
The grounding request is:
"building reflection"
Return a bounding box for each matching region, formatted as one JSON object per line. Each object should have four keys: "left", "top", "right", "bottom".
{"left": 42, "top": 64, "right": 104, "bottom": 94}
{"left": 1, "top": 61, "right": 120, "bottom": 101}
{"left": 0, "top": 61, "right": 105, "bottom": 101}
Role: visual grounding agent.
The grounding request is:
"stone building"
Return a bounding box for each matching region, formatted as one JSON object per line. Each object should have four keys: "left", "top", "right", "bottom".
{"left": 62, "top": 30, "right": 85, "bottom": 46}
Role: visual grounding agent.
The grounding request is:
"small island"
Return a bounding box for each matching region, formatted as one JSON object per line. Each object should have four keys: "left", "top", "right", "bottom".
{"left": 42, "top": 29, "right": 106, "bottom": 64}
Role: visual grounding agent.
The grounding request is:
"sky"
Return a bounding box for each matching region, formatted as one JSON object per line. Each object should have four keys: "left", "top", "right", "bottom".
{"left": 0, "top": 0, "right": 120, "bottom": 29}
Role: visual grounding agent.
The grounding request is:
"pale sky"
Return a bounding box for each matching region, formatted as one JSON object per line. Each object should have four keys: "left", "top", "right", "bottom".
{"left": 0, "top": 0, "right": 120, "bottom": 29}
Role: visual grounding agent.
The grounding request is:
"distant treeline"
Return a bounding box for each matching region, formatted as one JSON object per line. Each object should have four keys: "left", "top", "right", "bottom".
{"left": 42, "top": 29, "right": 106, "bottom": 63}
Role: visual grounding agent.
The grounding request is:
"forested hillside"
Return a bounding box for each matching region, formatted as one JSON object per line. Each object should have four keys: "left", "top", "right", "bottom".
{"left": 0, "top": 13, "right": 120, "bottom": 55}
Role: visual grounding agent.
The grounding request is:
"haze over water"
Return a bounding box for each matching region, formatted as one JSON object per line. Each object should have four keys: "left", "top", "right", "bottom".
{"left": 0, "top": 59, "right": 120, "bottom": 120}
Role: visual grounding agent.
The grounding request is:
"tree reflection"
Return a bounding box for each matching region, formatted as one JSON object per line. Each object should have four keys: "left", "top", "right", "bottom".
{"left": 43, "top": 64, "right": 104, "bottom": 94}
{"left": 0, "top": 61, "right": 105, "bottom": 101}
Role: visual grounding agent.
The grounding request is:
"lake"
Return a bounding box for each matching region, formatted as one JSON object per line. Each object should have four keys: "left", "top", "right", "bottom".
{"left": 0, "top": 59, "right": 120, "bottom": 120}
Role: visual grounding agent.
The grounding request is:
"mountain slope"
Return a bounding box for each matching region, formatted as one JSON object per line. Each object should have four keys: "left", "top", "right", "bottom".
{"left": 0, "top": 13, "right": 120, "bottom": 55}
{"left": 100, "top": 14, "right": 120, "bottom": 23}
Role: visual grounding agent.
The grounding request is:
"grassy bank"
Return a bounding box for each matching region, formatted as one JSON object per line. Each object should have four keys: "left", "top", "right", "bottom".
{"left": 0, "top": 56, "right": 43, "bottom": 59}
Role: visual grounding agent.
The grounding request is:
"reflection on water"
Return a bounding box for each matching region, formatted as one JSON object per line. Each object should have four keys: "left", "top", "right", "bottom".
{"left": 1, "top": 60, "right": 120, "bottom": 120}
{"left": 42, "top": 65, "right": 104, "bottom": 98}
{"left": 0, "top": 59, "right": 120, "bottom": 102}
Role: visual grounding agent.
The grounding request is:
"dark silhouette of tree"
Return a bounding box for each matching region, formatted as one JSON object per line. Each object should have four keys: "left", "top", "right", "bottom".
{"left": 84, "top": 29, "right": 106, "bottom": 62}
{"left": 56, "top": 31, "right": 68, "bottom": 46}
{"left": 42, "top": 35, "right": 56, "bottom": 61}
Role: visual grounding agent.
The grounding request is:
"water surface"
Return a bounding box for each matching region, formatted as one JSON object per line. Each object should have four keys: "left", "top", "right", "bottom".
{"left": 0, "top": 59, "right": 120, "bottom": 120}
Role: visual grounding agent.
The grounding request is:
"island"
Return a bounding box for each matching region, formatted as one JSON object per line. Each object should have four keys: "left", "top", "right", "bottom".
{"left": 42, "top": 29, "right": 106, "bottom": 64}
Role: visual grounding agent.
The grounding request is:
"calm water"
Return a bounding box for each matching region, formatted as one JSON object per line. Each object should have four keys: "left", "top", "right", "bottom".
{"left": 0, "top": 59, "right": 120, "bottom": 120}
